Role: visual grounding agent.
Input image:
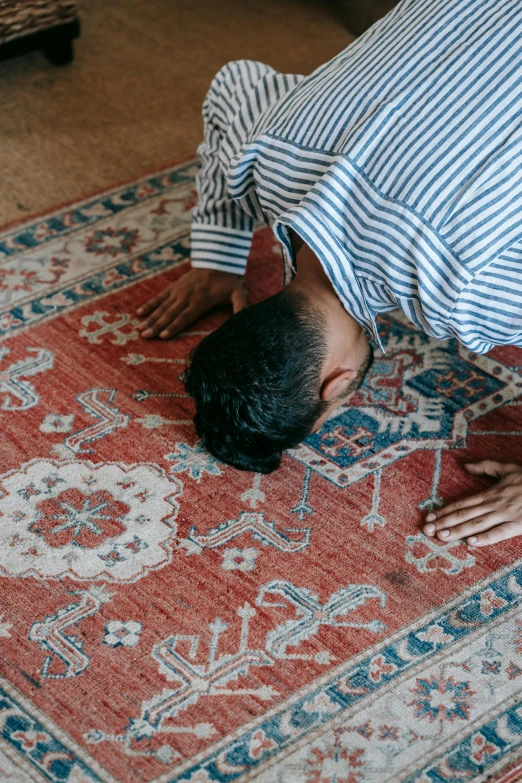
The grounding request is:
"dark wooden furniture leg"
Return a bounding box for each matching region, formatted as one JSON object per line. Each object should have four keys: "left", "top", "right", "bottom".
{"left": 45, "top": 34, "right": 74, "bottom": 65}
{"left": 0, "top": 19, "right": 80, "bottom": 65}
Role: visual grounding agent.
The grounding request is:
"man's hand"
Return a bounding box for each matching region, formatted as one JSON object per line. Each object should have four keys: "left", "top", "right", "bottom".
{"left": 137, "top": 268, "right": 247, "bottom": 339}
{"left": 423, "top": 461, "right": 522, "bottom": 547}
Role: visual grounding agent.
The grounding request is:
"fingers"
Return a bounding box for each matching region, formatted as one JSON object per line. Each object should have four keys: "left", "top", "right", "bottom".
{"left": 140, "top": 300, "right": 187, "bottom": 339}
{"left": 138, "top": 293, "right": 179, "bottom": 337}
{"left": 463, "top": 460, "right": 519, "bottom": 479}
{"left": 423, "top": 501, "right": 492, "bottom": 536}
{"left": 466, "top": 520, "right": 522, "bottom": 547}
{"left": 423, "top": 496, "right": 491, "bottom": 537}
{"left": 137, "top": 290, "right": 169, "bottom": 319}
{"left": 425, "top": 510, "right": 504, "bottom": 543}
{"left": 231, "top": 284, "right": 248, "bottom": 313}
{"left": 421, "top": 462, "right": 522, "bottom": 548}
{"left": 154, "top": 307, "right": 202, "bottom": 339}
{"left": 138, "top": 299, "right": 176, "bottom": 337}
{"left": 425, "top": 494, "right": 486, "bottom": 530}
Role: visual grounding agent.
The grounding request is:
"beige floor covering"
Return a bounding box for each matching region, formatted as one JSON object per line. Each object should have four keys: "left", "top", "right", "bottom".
{"left": 0, "top": 0, "right": 353, "bottom": 227}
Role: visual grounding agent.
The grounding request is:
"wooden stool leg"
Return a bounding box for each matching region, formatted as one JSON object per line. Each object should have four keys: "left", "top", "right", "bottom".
{"left": 45, "top": 35, "right": 74, "bottom": 66}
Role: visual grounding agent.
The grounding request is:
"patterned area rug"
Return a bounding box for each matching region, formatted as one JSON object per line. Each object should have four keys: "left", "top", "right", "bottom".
{"left": 2, "top": 159, "right": 522, "bottom": 783}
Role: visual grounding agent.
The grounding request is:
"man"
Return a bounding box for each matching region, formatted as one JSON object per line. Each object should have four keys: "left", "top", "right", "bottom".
{"left": 136, "top": 0, "right": 522, "bottom": 547}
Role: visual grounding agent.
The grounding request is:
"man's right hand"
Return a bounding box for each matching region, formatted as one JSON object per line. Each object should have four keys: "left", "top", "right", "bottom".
{"left": 136, "top": 268, "right": 247, "bottom": 339}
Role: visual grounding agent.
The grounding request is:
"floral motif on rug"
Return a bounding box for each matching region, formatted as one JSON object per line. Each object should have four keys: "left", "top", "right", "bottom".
{"left": 1, "top": 159, "right": 522, "bottom": 783}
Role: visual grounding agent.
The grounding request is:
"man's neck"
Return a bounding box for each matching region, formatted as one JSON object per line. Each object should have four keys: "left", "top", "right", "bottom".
{"left": 287, "top": 227, "right": 369, "bottom": 381}
{"left": 289, "top": 228, "right": 342, "bottom": 311}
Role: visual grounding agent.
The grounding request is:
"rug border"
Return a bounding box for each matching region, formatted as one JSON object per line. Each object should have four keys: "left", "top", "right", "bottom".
{"left": 493, "top": 758, "right": 522, "bottom": 783}
{"left": 0, "top": 160, "right": 200, "bottom": 342}
{"left": 0, "top": 153, "right": 197, "bottom": 234}
{"left": 0, "top": 676, "right": 120, "bottom": 783}
{"left": 0, "top": 735, "right": 48, "bottom": 782}
{"left": 3, "top": 559, "right": 522, "bottom": 783}
{"left": 152, "top": 558, "right": 522, "bottom": 782}
{"left": 231, "top": 605, "right": 522, "bottom": 783}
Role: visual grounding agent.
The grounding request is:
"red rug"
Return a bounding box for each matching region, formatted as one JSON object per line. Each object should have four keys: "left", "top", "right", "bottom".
{"left": 1, "top": 159, "right": 522, "bottom": 783}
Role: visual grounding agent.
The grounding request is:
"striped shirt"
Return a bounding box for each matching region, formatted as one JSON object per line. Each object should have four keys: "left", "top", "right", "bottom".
{"left": 190, "top": 0, "right": 522, "bottom": 353}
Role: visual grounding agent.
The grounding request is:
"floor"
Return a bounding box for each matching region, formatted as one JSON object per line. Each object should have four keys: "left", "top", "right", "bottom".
{"left": 0, "top": 0, "right": 353, "bottom": 227}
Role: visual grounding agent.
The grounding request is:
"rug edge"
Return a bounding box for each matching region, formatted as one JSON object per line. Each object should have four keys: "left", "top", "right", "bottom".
{"left": 0, "top": 153, "right": 198, "bottom": 234}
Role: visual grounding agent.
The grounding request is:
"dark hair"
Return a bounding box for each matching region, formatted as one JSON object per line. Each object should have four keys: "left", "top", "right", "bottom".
{"left": 183, "top": 289, "right": 372, "bottom": 473}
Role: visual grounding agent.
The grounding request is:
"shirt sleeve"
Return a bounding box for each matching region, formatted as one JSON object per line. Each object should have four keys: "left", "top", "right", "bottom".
{"left": 449, "top": 249, "right": 522, "bottom": 353}
{"left": 190, "top": 63, "right": 259, "bottom": 276}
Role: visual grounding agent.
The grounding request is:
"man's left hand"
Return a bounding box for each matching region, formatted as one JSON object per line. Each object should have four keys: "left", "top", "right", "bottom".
{"left": 423, "top": 461, "right": 522, "bottom": 547}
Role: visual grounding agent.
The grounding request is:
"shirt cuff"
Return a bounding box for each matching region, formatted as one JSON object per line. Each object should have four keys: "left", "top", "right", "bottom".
{"left": 190, "top": 224, "right": 253, "bottom": 275}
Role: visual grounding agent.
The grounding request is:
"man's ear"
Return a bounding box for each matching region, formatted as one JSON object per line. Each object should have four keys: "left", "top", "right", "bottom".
{"left": 320, "top": 368, "right": 357, "bottom": 402}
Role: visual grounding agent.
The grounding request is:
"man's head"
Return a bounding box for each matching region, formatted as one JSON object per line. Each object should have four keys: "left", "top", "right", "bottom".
{"left": 183, "top": 286, "right": 373, "bottom": 473}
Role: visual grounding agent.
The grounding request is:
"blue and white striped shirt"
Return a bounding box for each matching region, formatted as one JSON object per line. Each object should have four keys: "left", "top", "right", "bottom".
{"left": 191, "top": 0, "right": 522, "bottom": 353}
